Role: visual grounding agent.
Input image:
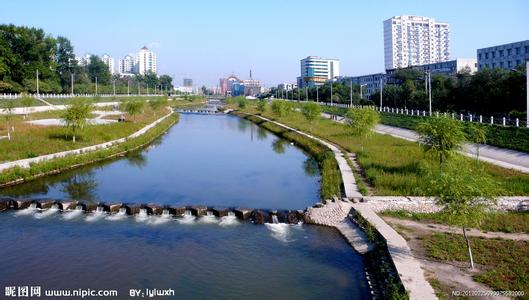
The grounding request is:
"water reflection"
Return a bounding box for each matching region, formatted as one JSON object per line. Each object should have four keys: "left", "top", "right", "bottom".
{"left": 257, "top": 127, "right": 268, "bottom": 140}
{"left": 303, "top": 158, "right": 319, "bottom": 177}
{"left": 61, "top": 172, "right": 98, "bottom": 202}
{"left": 237, "top": 118, "right": 249, "bottom": 132}
{"left": 272, "top": 139, "right": 288, "bottom": 154}
{"left": 126, "top": 152, "right": 147, "bottom": 169}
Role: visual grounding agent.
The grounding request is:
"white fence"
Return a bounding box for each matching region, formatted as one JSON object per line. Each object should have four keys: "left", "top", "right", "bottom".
{"left": 0, "top": 93, "right": 164, "bottom": 99}
{"left": 282, "top": 99, "right": 528, "bottom": 128}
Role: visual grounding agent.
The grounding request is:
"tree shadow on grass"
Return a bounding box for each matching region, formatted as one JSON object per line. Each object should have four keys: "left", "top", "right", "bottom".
{"left": 48, "top": 132, "right": 85, "bottom": 142}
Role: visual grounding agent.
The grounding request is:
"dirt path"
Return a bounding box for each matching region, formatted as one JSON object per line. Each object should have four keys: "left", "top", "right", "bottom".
{"left": 384, "top": 216, "right": 529, "bottom": 241}
{"left": 389, "top": 222, "right": 509, "bottom": 299}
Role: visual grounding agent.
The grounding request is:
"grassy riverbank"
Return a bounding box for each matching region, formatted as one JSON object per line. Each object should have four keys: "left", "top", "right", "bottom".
{"left": 0, "top": 95, "right": 206, "bottom": 107}
{"left": 233, "top": 112, "right": 342, "bottom": 199}
{"left": 0, "top": 112, "right": 178, "bottom": 187}
{"left": 230, "top": 102, "right": 529, "bottom": 196}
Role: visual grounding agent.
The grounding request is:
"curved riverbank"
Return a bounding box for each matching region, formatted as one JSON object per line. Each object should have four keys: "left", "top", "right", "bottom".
{"left": 0, "top": 110, "right": 178, "bottom": 187}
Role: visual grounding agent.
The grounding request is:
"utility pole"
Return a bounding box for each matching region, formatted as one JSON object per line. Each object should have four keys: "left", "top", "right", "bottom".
{"left": 127, "top": 80, "right": 130, "bottom": 96}
{"left": 113, "top": 80, "right": 116, "bottom": 96}
{"left": 379, "top": 77, "right": 383, "bottom": 110}
{"left": 428, "top": 71, "right": 432, "bottom": 116}
{"left": 360, "top": 84, "right": 364, "bottom": 99}
{"left": 349, "top": 79, "right": 353, "bottom": 106}
{"left": 526, "top": 60, "right": 528, "bottom": 127}
{"left": 330, "top": 80, "right": 333, "bottom": 106}
{"left": 71, "top": 73, "right": 74, "bottom": 95}
{"left": 316, "top": 86, "right": 319, "bottom": 103}
{"left": 305, "top": 86, "right": 308, "bottom": 101}
{"left": 36, "top": 69, "right": 39, "bottom": 96}
{"left": 95, "top": 77, "right": 98, "bottom": 95}
{"left": 138, "top": 82, "right": 140, "bottom": 95}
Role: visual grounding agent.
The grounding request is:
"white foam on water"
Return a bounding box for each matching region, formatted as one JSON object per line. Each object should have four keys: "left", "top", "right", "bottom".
{"left": 198, "top": 212, "right": 218, "bottom": 224}
{"left": 85, "top": 211, "right": 107, "bottom": 222}
{"left": 135, "top": 209, "right": 149, "bottom": 223}
{"left": 106, "top": 208, "right": 127, "bottom": 221}
{"left": 219, "top": 215, "right": 239, "bottom": 226}
{"left": 62, "top": 207, "right": 84, "bottom": 220}
{"left": 177, "top": 214, "right": 196, "bottom": 225}
{"left": 147, "top": 214, "right": 173, "bottom": 225}
{"left": 15, "top": 203, "right": 39, "bottom": 216}
{"left": 34, "top": 205, "right": 59, "bottom": 219}
{"left": 265, "top": 223, "right": 294, "bottom": 243}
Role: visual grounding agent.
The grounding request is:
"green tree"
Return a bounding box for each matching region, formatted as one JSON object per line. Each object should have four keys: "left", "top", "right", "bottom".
{"left": 423, "top": 159, "right": 499, "bottom": 269}
{"left": 158, "top": 75, "right": 173, "bottom": 91}
{"left": 237, "top": 96, "right": 247, "bottom": 109}
{"left": 466, "top": 123, "right": 488, "bottom": 162}
{"left": 87, "top": 55, "right": 111, "bottom": 85}
{"left": 301, "top": 102, "right": 322, "bottom": 131}
{"left": 345, "top": 107, "right": 380, "bottom": 138}
{"left": 121, "top": 100, "right": 144, "bottom": 122}
{"left": 271, "top": 100, "right": 288, "bottom": 117}
{"left": 256, "top": 99, "right": 267, "bottom": 113}
{"left": 62, "top": 98, "right": 93, "bottom": 143}
{"left": 416, "top": 116, "right": 466, "bottom": 165}
{"left": 2, "top": 100, "right": 15, "bottom": 140}
{"left": 55, "top": 36, "right": 76, "bottom": 92}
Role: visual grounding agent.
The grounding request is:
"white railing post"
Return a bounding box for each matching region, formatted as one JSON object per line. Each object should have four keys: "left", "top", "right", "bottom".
{"left": 491, "top": 116, "right": 494, "bottom": 125}
{"left": 470, "top": 114, "right": 473, "bottom": 122}
{"left": 460, "top": 113, "right": 463, "bottom": 121}
{"left": 503, "top": 117, "right": 506, "bottom": 126}
{"left": 479, "top": 115, "right": 483, "bottom": 123}
{"left": 516, "top": 118, "right": 519, "bottom": 127}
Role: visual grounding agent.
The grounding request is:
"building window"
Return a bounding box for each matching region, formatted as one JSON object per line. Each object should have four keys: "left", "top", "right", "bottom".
{"left": 507, "top": 49, "right": 512, "bottom": 55}
{"left": 499, "top": 50, "right": 504, "bottom": 57}
{"left": 515, "top": 47, "right": 520, "bottom": 55}
{"left": 492, "top": 62, "right": 496, "bottom": 67}
{"left": 508, "top": 61, "right": 512, "bottom": 68}
{"left": 526, "top": 46, "right": 529, "bottom": 53}
{"left": 485, "top": 53, "right": 489, "bottom": 59}
{"left": 478, "top": 53, "right": 482, "bottom": 59}
{"left": 492, "top": 52, "right": 496, "bottom": 58}
{"left": 500, "top": 62, "right": 504, "bottom": 67}
{"left": 517, "top": 60, "right": 521, "bottom": 66}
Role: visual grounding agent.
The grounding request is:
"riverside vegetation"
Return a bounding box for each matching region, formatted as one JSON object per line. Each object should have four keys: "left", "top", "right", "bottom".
{"left": 231, "top": 100, "right": 529, "bottom": 196}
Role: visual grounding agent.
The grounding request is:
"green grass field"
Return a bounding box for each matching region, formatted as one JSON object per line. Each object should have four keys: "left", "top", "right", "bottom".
{"left": 233, "top": 102, "right": 529, "bottom": 196}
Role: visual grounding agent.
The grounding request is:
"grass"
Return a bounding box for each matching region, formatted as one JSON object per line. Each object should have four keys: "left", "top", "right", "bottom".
{"left": 233, "top": 112, "right": 342, "bottom": 199}
{"left": 381, "top": 210, "right": 529, "bottom": 233}
{"left": 0, "top": 95, "right": 207, "bottom": 107}
{"left": 231, "top": 102, "right": 529, "bottom": 196}
{"left": 0, "top": 106, "right": 168, "bottom": 162}
{"left": 0, "top": 113, "right": 178, "bottom": 186}
{"left": 422, "top": 232, "right": 529, "bottom": 293}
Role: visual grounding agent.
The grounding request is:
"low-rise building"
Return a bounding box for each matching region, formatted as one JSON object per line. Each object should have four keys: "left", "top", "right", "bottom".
{"left": 299, "top": 56, "right": 340, "bottom": 88}
{"left": 477, "top": 40, "right": 529, "bottom": 70}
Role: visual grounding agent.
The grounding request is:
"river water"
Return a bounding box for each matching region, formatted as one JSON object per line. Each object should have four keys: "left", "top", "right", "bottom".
{"left": 0, "top": 113, "right": 371, "bottom": 299}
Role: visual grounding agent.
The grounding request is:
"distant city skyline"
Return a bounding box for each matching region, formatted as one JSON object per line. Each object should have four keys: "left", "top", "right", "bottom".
{"left": 1, "top": 0, "right": 527, "bottom": 87}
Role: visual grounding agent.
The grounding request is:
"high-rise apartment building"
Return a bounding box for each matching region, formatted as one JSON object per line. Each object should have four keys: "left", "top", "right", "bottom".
{"left": 135, "top": 46, "right": 157, "bottom": 75}
{"left": 384, "top": 15, "right": 450, "bottom": 70}
{"left": 101, "top": 54, "right": 114, "bottom": 74}
{"left": 298, "top": 56, "right": 340, "bottom": 88}
{"left": 183, "top": 78, "right": 193, "bottom": 87}
{"left": 75, "top": 54, "right": 92, "bottom": 67}
{"left": 118, "top": 55, "right": 135, "bottom": 74}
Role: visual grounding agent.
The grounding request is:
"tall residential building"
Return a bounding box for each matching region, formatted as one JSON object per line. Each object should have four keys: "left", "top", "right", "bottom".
{"left": 75, "top": 54, "right": 92, "bottom": 67}
{"left": 299, "top": 56, "right": 340, "bottom": 88}
{"left": 183, "top": 78, "right": 193, "bottom": 87}
{"left": 101, "top": 54, "right": 115, "bottom": 74}
{"left": 135, "top": 46, "right": 157, "bottom": 75}
{"left": 477, "top": 40, "right": 529, "bottom": 70}
{"left": 384, "top": 15, "right": 450, "bottom": 70}
{"left": 118, "top": 55, "right": 135, "bottom": 74}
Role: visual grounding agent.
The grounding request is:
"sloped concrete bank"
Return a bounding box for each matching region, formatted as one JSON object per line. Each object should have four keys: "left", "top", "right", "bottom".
{"left": 232, "top": 111, "right": 435, "bottom": 299}
{"left": 0, "top": 110, "right": 178, "bottom": 188}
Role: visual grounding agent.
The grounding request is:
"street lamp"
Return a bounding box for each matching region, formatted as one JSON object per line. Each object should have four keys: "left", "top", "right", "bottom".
{"left": 379, "top": 77, "right": 383, "bottom": 110}
{"left": 360, "top": 84, "right": 367, "bottom": 99}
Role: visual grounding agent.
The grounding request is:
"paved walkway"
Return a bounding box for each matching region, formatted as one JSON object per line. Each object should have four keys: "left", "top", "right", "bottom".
{"left": 322, "top": 112, "right": 529, "bottom": 173}
{"left": 375, "top": 124, "right": 529, "bottom": 173}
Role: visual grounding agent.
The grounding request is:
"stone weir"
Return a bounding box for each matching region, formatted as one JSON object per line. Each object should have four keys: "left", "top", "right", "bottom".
{"left": 0, "top": 198, "right": 307, "bottom": 225}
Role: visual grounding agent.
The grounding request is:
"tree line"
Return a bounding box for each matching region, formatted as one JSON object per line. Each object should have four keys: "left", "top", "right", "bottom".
{"left": 262, "top": 65, "right": 526, "bottom": 116}
{"left": 0, "top": 24, "right": 174, "bottom": 94}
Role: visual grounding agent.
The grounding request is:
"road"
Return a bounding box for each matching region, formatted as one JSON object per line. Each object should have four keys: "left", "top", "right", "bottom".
{"left": 322, "top": 112, "right": 529, "bottom": 174}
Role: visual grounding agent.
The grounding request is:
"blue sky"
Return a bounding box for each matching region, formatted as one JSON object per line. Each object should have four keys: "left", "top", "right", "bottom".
{"left": 1, "top": 0, "right": 528, "bottom": 87}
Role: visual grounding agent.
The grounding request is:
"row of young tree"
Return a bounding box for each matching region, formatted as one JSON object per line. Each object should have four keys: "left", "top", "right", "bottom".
{"left": 262, "top": 65, "right": 526, "bottom": 116}
{"left": 0, "top": 24, "right": 173, "bottom": 94}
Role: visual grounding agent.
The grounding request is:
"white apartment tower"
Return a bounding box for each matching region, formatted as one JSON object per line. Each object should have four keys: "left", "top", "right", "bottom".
{"left": 384, "top": 15, "right": 450, "bottom": 70}
{"left": 118, "top": 55, "right": 135, "bottom": 74}
{"left": 101, "top": 54, "right": 115, "bottom": 74}
{"left": 135, "top": 46, "right": 157, "bottom": 75}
